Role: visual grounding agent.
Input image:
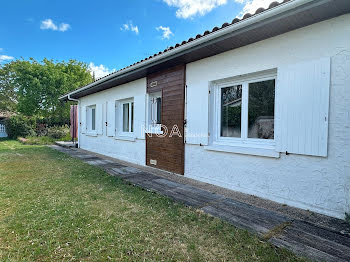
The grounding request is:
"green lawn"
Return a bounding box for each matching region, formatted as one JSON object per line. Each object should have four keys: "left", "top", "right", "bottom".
{"left": 0, "top": 139, "right": 305, "bottom": 261}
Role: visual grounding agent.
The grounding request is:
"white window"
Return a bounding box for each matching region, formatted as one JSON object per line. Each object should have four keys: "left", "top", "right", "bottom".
{"left": 116, "top": 98, "right": 134, "bottom": 137}
{"left": 210, "top": 70, "right": 276, "bottom": 150}
{"left": 86, "top": 105, "right": 96, "bottom": 133}
{"left": 147, "top": 91, "right": 162, "bottom": 133}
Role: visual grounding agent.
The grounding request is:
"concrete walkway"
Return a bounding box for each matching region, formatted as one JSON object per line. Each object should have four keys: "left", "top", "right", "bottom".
{"left": 51, "top": 145, "right": 350, "bottom": 262}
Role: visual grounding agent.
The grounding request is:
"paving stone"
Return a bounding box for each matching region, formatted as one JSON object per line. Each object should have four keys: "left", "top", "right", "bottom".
{"left": 141, "top": 178, "right": 183, "bottom": 193}
{"left": 111, "top": 166, "right": 144, "bottom": 175}
{"left": 101, "top": 159, "right": 115, "bottom": 164}
{"left": 111, "top": 168, "right": 134, "bottom": 176}
{"left": 123, "top": 172, "right": 160, "bottom": 185}
{"left": 202, "top": 198, "right": 290, "bottom": 235}
{"left": 84, "top": 160, "right": 105, "bottom": 166}
{"left": 166, "top": 185, "right": 225, "bottom": 207}
{"left": 270, "top": 220, "right": 350, "bottom": 262}
{"left": 107, "top": 168, "right": 130, "bottom": 177}
{"left": 78, "top": 155, "right": 99, "bottom": 160}
{"left": 70, "top": 154, "right": 92, "bottom": 158}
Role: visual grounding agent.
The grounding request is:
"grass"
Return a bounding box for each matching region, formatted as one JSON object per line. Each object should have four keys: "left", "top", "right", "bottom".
{"left": 18, "top": 136, "right": 56, "bottom": 145}
{"left": 16, "top": 133, "right": 73, "bottom": 145}
{"left": 0, "top": 140, "right": 306, "bottom": 261}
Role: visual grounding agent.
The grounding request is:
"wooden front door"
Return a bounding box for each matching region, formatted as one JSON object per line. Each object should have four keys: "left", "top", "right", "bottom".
{"left": 146, "top": 65, "right": 185, "bottom": 175}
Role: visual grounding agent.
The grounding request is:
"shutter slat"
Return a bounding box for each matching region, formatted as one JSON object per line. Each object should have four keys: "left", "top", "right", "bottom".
{"left": 276, "top": 57, "right": 330, "bottom": 157}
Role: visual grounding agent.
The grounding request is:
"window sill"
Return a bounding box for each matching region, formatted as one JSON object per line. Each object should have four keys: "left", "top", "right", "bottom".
{"left": 115, "top": 135, "right": 136, "bottom": 142}
{"left": 85, "top": 132, "right": 98, "bottom": 137}
{"left": 204, "top": 144, "right": 280, "bottom": 158}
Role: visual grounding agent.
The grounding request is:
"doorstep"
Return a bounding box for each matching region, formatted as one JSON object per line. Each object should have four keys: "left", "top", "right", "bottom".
{"left": 50, "top": 145, "right": 350, "bottom": 262}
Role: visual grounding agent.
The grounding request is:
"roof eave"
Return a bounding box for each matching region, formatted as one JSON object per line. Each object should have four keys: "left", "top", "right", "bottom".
{"left": 60, "top": 0, "right": 349, "bottom": 100}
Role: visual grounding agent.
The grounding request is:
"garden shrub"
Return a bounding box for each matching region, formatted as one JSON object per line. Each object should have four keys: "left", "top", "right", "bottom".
{"left": 47, "top": 125, "right": 70, "bottom": 139}
{"left": 5, "top": 116, "right": 35, "bottom": 139}
{"left": 35, "top": 123, "right": 48, "bottom": 137}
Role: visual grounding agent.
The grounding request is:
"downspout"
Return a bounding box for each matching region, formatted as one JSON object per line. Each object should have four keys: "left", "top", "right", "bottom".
{"left": 67, "top": 94, "right": 80, "bottom": 148}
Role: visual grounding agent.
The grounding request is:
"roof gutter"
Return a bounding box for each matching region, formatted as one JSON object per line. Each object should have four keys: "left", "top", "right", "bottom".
{"left": 60, "top": 0, "right": 327, "bottom": 100}
{"left": 67, "top": 94, "right": 79, "bottom": 102}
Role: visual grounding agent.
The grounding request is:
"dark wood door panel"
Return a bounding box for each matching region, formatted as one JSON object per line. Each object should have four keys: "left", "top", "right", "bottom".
{"left": 146, "top": 65, "right": 185, "bottom": 175}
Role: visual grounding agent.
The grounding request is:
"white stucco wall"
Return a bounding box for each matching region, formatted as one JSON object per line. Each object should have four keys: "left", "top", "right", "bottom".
{"left": 79, "top": 78, "right": 147, "bottom": 166}
{"left": 185, "top": 14, "right": 350, "bottom": 219}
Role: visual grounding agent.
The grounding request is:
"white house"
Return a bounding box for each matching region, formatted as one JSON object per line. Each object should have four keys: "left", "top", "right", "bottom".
{"left": 61, "top": 0, "right": 350, "bottom": 219}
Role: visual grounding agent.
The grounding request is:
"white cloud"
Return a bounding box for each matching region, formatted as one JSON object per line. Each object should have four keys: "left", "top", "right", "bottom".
{"left": 162, "top": 0, "right": 282, "bottom": 19}
{"left": 58, "top": 23, "right": 70, "bottom": 32}
{"left": 120, "top": 21, "right": 139, "bottom": 35}
{"left": 88, "top": 62, "right": 115, "bottom": 80}
{"left": 0, "top": 55, "right": 14, "bottom": 63}
{"left": 40, "top": 19, "right": 58, "bottom": 30}
{"left": 40, "top": 19, "right": 71, "bottom": 32}
{"left": 162, "top": 0, "right": 228, "bottom": 19}
{"left": 156, "top": 26, "right": 174, "bottom": 39}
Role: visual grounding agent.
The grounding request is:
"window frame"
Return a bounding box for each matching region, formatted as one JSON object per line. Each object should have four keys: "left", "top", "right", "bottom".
{"left": 116, "top": 98, "right": 135, "bottom": 138}
{"left": 211, "top": 71, "right": 277, "bottom": 150}
{"left": 147, "top": 91, "right": 162, "bottom": 134}
{"left": 86, "top": 104, "right": 97, "bottom": 134}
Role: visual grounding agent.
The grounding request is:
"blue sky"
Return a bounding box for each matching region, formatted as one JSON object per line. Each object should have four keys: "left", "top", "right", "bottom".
{"left": 0, "top": 0, "right": 275, "bottom": 78}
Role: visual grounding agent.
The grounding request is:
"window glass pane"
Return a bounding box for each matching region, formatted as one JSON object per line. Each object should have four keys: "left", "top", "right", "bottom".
{"left": 123, "top": 103, "right": 129, "bottom": 132}
{"left": 91, "top": 108, "right": 96, "bottom": 131}
{"left": 221, "top": 85, "right": 242, "bottom": 138}
{"left": 248, "top": 79, "right": 275, "bottom": 139}
{"left": 87, "top": 108, "right": 91, "bottom": 131}
{"left": 131, "top": 102, "right": 134, "bottom": 132}
{"left": 156, "top": 97, "right": 161, "bottom": 124}
{"left": 150, "top": 99, "right": 155, "bottom": 125}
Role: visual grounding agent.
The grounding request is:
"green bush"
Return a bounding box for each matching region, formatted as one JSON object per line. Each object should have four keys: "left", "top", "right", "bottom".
{"left": 5, "top": 116, "right": 35, "bottom": 139}
{"left": 35, "top": 123, "right": 48, "bottom": 137}
{"left": 47, "top": 125, "right": 70, "bottom": 139}
{"left": 58, "top": 132, "right": 73, "bottom": 142}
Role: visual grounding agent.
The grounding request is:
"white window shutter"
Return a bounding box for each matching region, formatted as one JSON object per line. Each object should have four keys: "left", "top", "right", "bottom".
{"left": 96, "top": 104, "right": 103, "bottom": 135}
{"left": 275, "top": 57, "right": 330, "bottom": 157}
{"left": 134, "top": 95, "right": 146, "bottom": 139}
{"left": 207, "top": 84, "right": 215, "bottom": 146}
{"left": 107, "top": 101, "right": 115, "bottom": 137}
{"left": 81, "top": 106, "right": 86, "bottom": 134}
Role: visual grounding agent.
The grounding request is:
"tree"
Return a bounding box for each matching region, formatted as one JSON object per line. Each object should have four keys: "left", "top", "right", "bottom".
{"left": 0, "top": 62, "right": 17, "bottom": 113}
{"left": 0, "top": 58, "right": 93, "bottom": 124}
